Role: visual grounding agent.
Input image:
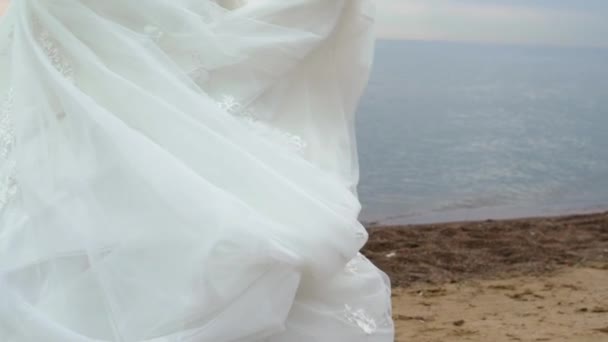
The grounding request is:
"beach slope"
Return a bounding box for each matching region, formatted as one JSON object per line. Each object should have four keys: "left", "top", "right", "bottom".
{"left": 364, "top": 212, "right": 608, "bottom": 341}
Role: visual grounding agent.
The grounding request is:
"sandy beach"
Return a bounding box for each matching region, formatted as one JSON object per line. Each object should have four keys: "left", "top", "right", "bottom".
{"left": 363, "top": 211, "right": 608, "bottom": 341}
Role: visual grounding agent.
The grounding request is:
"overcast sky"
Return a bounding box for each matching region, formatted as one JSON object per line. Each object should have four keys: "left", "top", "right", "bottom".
{"left": 376, "top": 0, "right": 608, "bottom": 47}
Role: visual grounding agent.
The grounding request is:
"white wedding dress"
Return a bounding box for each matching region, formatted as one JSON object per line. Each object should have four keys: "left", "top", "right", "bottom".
{"left": 0, "top": 0, "right": 394, "bottom": 341}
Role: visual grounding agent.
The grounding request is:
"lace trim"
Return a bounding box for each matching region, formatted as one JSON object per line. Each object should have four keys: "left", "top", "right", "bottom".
{"left": 0, "top": 23, "right": 76, "bottom": 209}
{"left": 217, "top": 95, "right": 307, "bottom": 153}
{"left": 0, "top": 87, "right": 18, "bottom": 210}
{"left": 36, "top": 23, "right": 75, "bottom": 120}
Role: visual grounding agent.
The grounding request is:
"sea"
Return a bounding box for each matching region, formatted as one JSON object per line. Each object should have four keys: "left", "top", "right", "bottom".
{"left": 356, "top": 40, "right": 608, "bottom": 225}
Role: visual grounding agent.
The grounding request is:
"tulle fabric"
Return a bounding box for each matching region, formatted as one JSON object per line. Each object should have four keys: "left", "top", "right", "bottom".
{"left": 0, "top": 1, "right": 393, "bottom": 341}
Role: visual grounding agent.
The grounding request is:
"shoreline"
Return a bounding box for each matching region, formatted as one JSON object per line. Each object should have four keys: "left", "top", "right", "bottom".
{"left": 364, "top": 210, "right": 608, "bottom": 287}
{"left": 361, "top": 204, "right": 608, "bottom": 227}
{"left": 363, "top": 211, "right": 608, "bottom": 341}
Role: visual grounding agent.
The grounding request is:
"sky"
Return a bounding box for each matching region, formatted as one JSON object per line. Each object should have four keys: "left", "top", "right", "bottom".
{"left": 1, "top": 1, "right": 606, "bottom": 47}
{"left": 376, "top": 0, "right": 608, "bottom": 48}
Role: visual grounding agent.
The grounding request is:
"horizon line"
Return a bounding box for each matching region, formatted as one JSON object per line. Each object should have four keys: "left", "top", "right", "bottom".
{"left": 376, "top": 37, "right": 608, "bottom": 50}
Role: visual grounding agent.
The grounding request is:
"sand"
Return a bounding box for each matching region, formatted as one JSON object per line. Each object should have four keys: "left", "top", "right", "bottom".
{"left": 391, "top": 266, "right": 608, "bottom": 342}
{"left": 363, "top": 211, "right": 608, "bottom": 342}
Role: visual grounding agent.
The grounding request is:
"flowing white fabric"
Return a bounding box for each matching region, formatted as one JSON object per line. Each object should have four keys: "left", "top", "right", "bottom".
{"left": 0, "top": 0, "right": 394, "bottom": 341}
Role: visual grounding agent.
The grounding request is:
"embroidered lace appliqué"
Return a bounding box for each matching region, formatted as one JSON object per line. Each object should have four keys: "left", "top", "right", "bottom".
{"left": 344, "top": 304, "right": 377, "bottom": 335}
{"left": 36, "top": 24, "right": 75, "bottom": 119}
{"left": 217, "top": 94, "right": 307, "bottom": 153}
{"left": 38, "top": 29, "right": 74, "bottom": 82}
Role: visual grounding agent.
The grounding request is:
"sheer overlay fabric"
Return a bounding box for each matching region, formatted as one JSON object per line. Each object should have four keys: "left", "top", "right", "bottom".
{"left": 0, "top": 1, "right": 394, "bottom": 341}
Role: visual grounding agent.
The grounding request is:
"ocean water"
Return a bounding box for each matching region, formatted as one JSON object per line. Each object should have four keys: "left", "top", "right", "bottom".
{"left": 356, "top": 40, "right": 608, "bottom": 225}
